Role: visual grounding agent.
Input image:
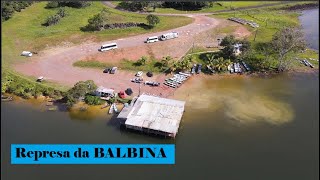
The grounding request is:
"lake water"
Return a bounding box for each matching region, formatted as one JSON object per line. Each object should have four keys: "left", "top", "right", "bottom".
{"left": 1, "top": 9, "right": 319, "bottom": 180}
{"left": 299, "top": 8, "right": 319, "bottom": 50}
{"left": 2, "top": 72, "right": 319, "bottom": 180}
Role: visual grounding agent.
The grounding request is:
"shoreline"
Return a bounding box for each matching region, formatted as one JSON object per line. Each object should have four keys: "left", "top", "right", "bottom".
{"left": 3, "top": 69, "right": 318, "bottom": 112}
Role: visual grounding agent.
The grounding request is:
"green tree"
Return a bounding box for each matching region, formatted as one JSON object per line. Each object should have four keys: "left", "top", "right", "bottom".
{"left": 87, "top": 10, "right": 109, "bottom": 31}
{"left": 46, "top": 2, "right": 59, "bottom": 8}
{"left": 137, "top": 56, "right": 148, "bottom": 66}
{"left": 146, "top": 14, "right": 160, "bottom": 27}
{"left": 84, "top": 94, "right": 104, "bottom": 105}
{"left": 45, "top": 14, "right": 61, "bottom": 26}
{"left": 271, "top": 28, "right": 306, "bottom": 71}
{"left": 161, "top": 56, "right": 173, "bottom": 71}
{"left": 57, "top": 8, "right": 67, "bottom": 18}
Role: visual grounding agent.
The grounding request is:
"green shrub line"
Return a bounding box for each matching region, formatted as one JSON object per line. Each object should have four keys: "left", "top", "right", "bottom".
{"left": 2, "top": 70, "right": 64, "bottom": 99}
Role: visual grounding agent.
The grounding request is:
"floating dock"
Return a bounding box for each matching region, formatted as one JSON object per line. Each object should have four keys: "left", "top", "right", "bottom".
{"left": 117, "top": 94, "right": 185, "bottom": 138}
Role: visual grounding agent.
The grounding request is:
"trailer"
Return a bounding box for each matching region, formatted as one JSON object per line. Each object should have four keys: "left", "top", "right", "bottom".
{"left": 159, "top": 32, "right": 179, "bottom": 41}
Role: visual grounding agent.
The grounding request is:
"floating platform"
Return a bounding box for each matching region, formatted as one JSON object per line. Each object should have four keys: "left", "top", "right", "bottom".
{"left": 117, "top": 94, "right": 185, "bottom": 138}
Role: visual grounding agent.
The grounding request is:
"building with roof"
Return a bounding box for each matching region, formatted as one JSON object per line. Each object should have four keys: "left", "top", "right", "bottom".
{"left": 117, "top": 94, "right": 185, "bottom": 138}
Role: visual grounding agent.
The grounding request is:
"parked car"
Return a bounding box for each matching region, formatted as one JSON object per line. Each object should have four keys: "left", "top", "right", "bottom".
{"left": 37, "top": 76, "right": 44, "bottom": 82}
{"left": 146, "top": 72, "right": 153, "bottom": 77}
{"left": 145, "top": 81, "right": 160, "bottom": 86}
{"left": 110, "top": 67, "right": 118, "bottom": 74}
{"left": 191, "top": 64, "right": 197, "bottom": 74}
{"left": 136, "top": 71, "right": 143, "bottom": 77}
{"left": 118, "top": 91, "right": 126, "bottom": 99}
{"left": 103, "top": 68, "right": 111, "bottom": 73}
{"left": 21, "top": 51, "right": 33, "bottom": 57}
{"left": 131, "top": 78, "right": 143, "bottom": 83}
{"left": 196, "top": 64, "right": 202, "bottom": 74}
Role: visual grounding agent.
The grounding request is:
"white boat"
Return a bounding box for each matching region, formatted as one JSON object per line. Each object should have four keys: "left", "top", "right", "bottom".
{"left": 233, "top": 63, "right": 238, "bottom": 73}
{"left": 113, "top": 104, "right": 118, "bottom": 113}
{"left": 108, "top": 104, "right": 114, "bottom": 114}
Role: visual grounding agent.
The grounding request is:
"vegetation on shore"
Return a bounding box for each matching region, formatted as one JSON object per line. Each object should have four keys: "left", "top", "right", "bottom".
{"left": 202, "top": 4, "right": 319, "bottom": 72}
{"left": 2, "top": 71, "right": 64, "bottom": 99}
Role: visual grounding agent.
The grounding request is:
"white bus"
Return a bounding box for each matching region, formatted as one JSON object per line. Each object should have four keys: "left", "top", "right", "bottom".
{"left": 99, "top": 43, "right": 118, "bottom": 52}
{"left": 145, "top": 36, "right": 159, "bottom": 43}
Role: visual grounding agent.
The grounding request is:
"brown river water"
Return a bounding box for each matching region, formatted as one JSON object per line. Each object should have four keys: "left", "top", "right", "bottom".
{"left": 1, "top": 72, "right": 318, "bottom": 180}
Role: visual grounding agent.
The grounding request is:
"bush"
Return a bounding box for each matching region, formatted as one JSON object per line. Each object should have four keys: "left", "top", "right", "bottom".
{"left": 46, "top": 2, "right": 59, "bottom": 8}
{"left": 57, "top": 8, "right": 67, "bottom": 18}
{"left": 1, "top": 1, "right": 34, "bottom": 21}
{"left": 85, "top": 10, "right": 109, "bottom": 31}
{"left": 84, "top": 95, "right": 104, "bottom": 105}
{"left": 44, "top": 14, "right": 61, "bottom": 26}
{"left": 146, "top": 14, "right": 160, "bottom": 27}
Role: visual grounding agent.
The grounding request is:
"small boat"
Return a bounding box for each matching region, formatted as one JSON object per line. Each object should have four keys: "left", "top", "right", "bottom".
{"left": 237, "top": 63, "right": 242, "bottom": 73}
{"left": 48, "top": 107, "right": 57, "bottom": 111}
{"left": 113, "top": 104, "right": 118, "bottom": 113}
{"left": 230, "top": 65, "right": 234, "bottom": 73}
{"left": 108, "top": 104, "right": 114, "bottom": 114}
{"left": 241, "top": 61, "right": 250, "bottom": 71}
{"left": 302, "top": 59, "right": 309, "bottom": 66}
{"left": 179, "top": 72, "right": 192, "bottom": 77}
{"left": 206, "top": 65, "right": 215, "bottom": 74}
{"left": 233, "top": 63, "right": 237, "bottom": 73}
{"left": 305, "top": 60, "right": 314, "bottom": 68}
{"left": 1, "top": 95, "right": 13, "bottom": 101}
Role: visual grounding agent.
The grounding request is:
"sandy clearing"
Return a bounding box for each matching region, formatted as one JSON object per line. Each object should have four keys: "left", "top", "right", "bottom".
{"left": 14, "top": 13, "right": 250, "bottom": 97}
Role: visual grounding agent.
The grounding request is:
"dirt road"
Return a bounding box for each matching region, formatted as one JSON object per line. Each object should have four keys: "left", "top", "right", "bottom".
{"left": 13, "top": 4, "right": 249, "bottom": 97}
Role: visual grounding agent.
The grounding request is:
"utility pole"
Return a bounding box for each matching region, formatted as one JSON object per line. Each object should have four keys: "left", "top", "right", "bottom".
{"left": 138, "top": 83, "right": 141, "bottom": 97}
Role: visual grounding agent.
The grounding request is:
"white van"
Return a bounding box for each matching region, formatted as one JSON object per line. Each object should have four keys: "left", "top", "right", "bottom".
{"left": 99, "top": 43, "right": 118, "bottom": 52}
{"left": 21, "top": 51, "right": 33, "bottom": 57}
{"left": 145, "top": 36, "right": 159, "bottom": 43}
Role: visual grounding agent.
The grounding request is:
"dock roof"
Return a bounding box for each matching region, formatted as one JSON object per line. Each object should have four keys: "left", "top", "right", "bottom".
{"left": 118, "top": 94, "right": 185, "bottom": 135}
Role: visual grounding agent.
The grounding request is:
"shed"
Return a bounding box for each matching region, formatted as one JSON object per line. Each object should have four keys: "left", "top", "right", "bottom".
{"left": 117, "top": 94, "right": 185, "bottom": 138}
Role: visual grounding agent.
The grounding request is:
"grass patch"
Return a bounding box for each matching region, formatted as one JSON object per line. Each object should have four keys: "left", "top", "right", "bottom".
{"left": 211, "top": 9, "right": 300, "bottom": 43}
{"left": 73, "top": 58, "right": 165, "bottom": 73}
{"left": 2, "top": 2, "right": 192, "bottom": 67}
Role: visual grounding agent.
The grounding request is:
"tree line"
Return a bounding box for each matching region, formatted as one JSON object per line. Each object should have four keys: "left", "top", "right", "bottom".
{"left": 117, "top": 1, "right": 214, "bottom": 12}
{"left": 205, "top": 27, "right": 306, "bottom": 73}
{"left": 1, "top": 1, "right": 34, "bottom": 21}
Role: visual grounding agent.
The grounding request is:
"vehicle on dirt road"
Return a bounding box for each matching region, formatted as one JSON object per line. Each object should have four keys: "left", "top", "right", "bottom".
{"left": 110, "top": 67, "right": 118, "bottom": 74}
{"left": 131, "top": 78, "right": 143, "bottom": 83}
{"left": 196, "top": 64, "right": 202, "bottom": 74}
{"left": 99, "top": 43, "right": 118, "bottom": 52}
{"left": 159, "top": 32, "right": 179, "bottom": 41}
{"left": 144, "top": 81, "right": 160, "bottom": 86}
{"left": 37, "top": 76, "right": 44, "bottom": 82}
{"left": 118, "top": 91, "right": 126, "bottom": 99}
{"left": 21, "top": 51, "right": 33, "bottom": 57}
{"left": 103, "top": 68, "right": 111, "bottom": 73}
{"left": 145, "top": 36, "right": 159, "bottom": 43}
{"left": 136, "top": 71, "right": 143, "bottom": 77}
